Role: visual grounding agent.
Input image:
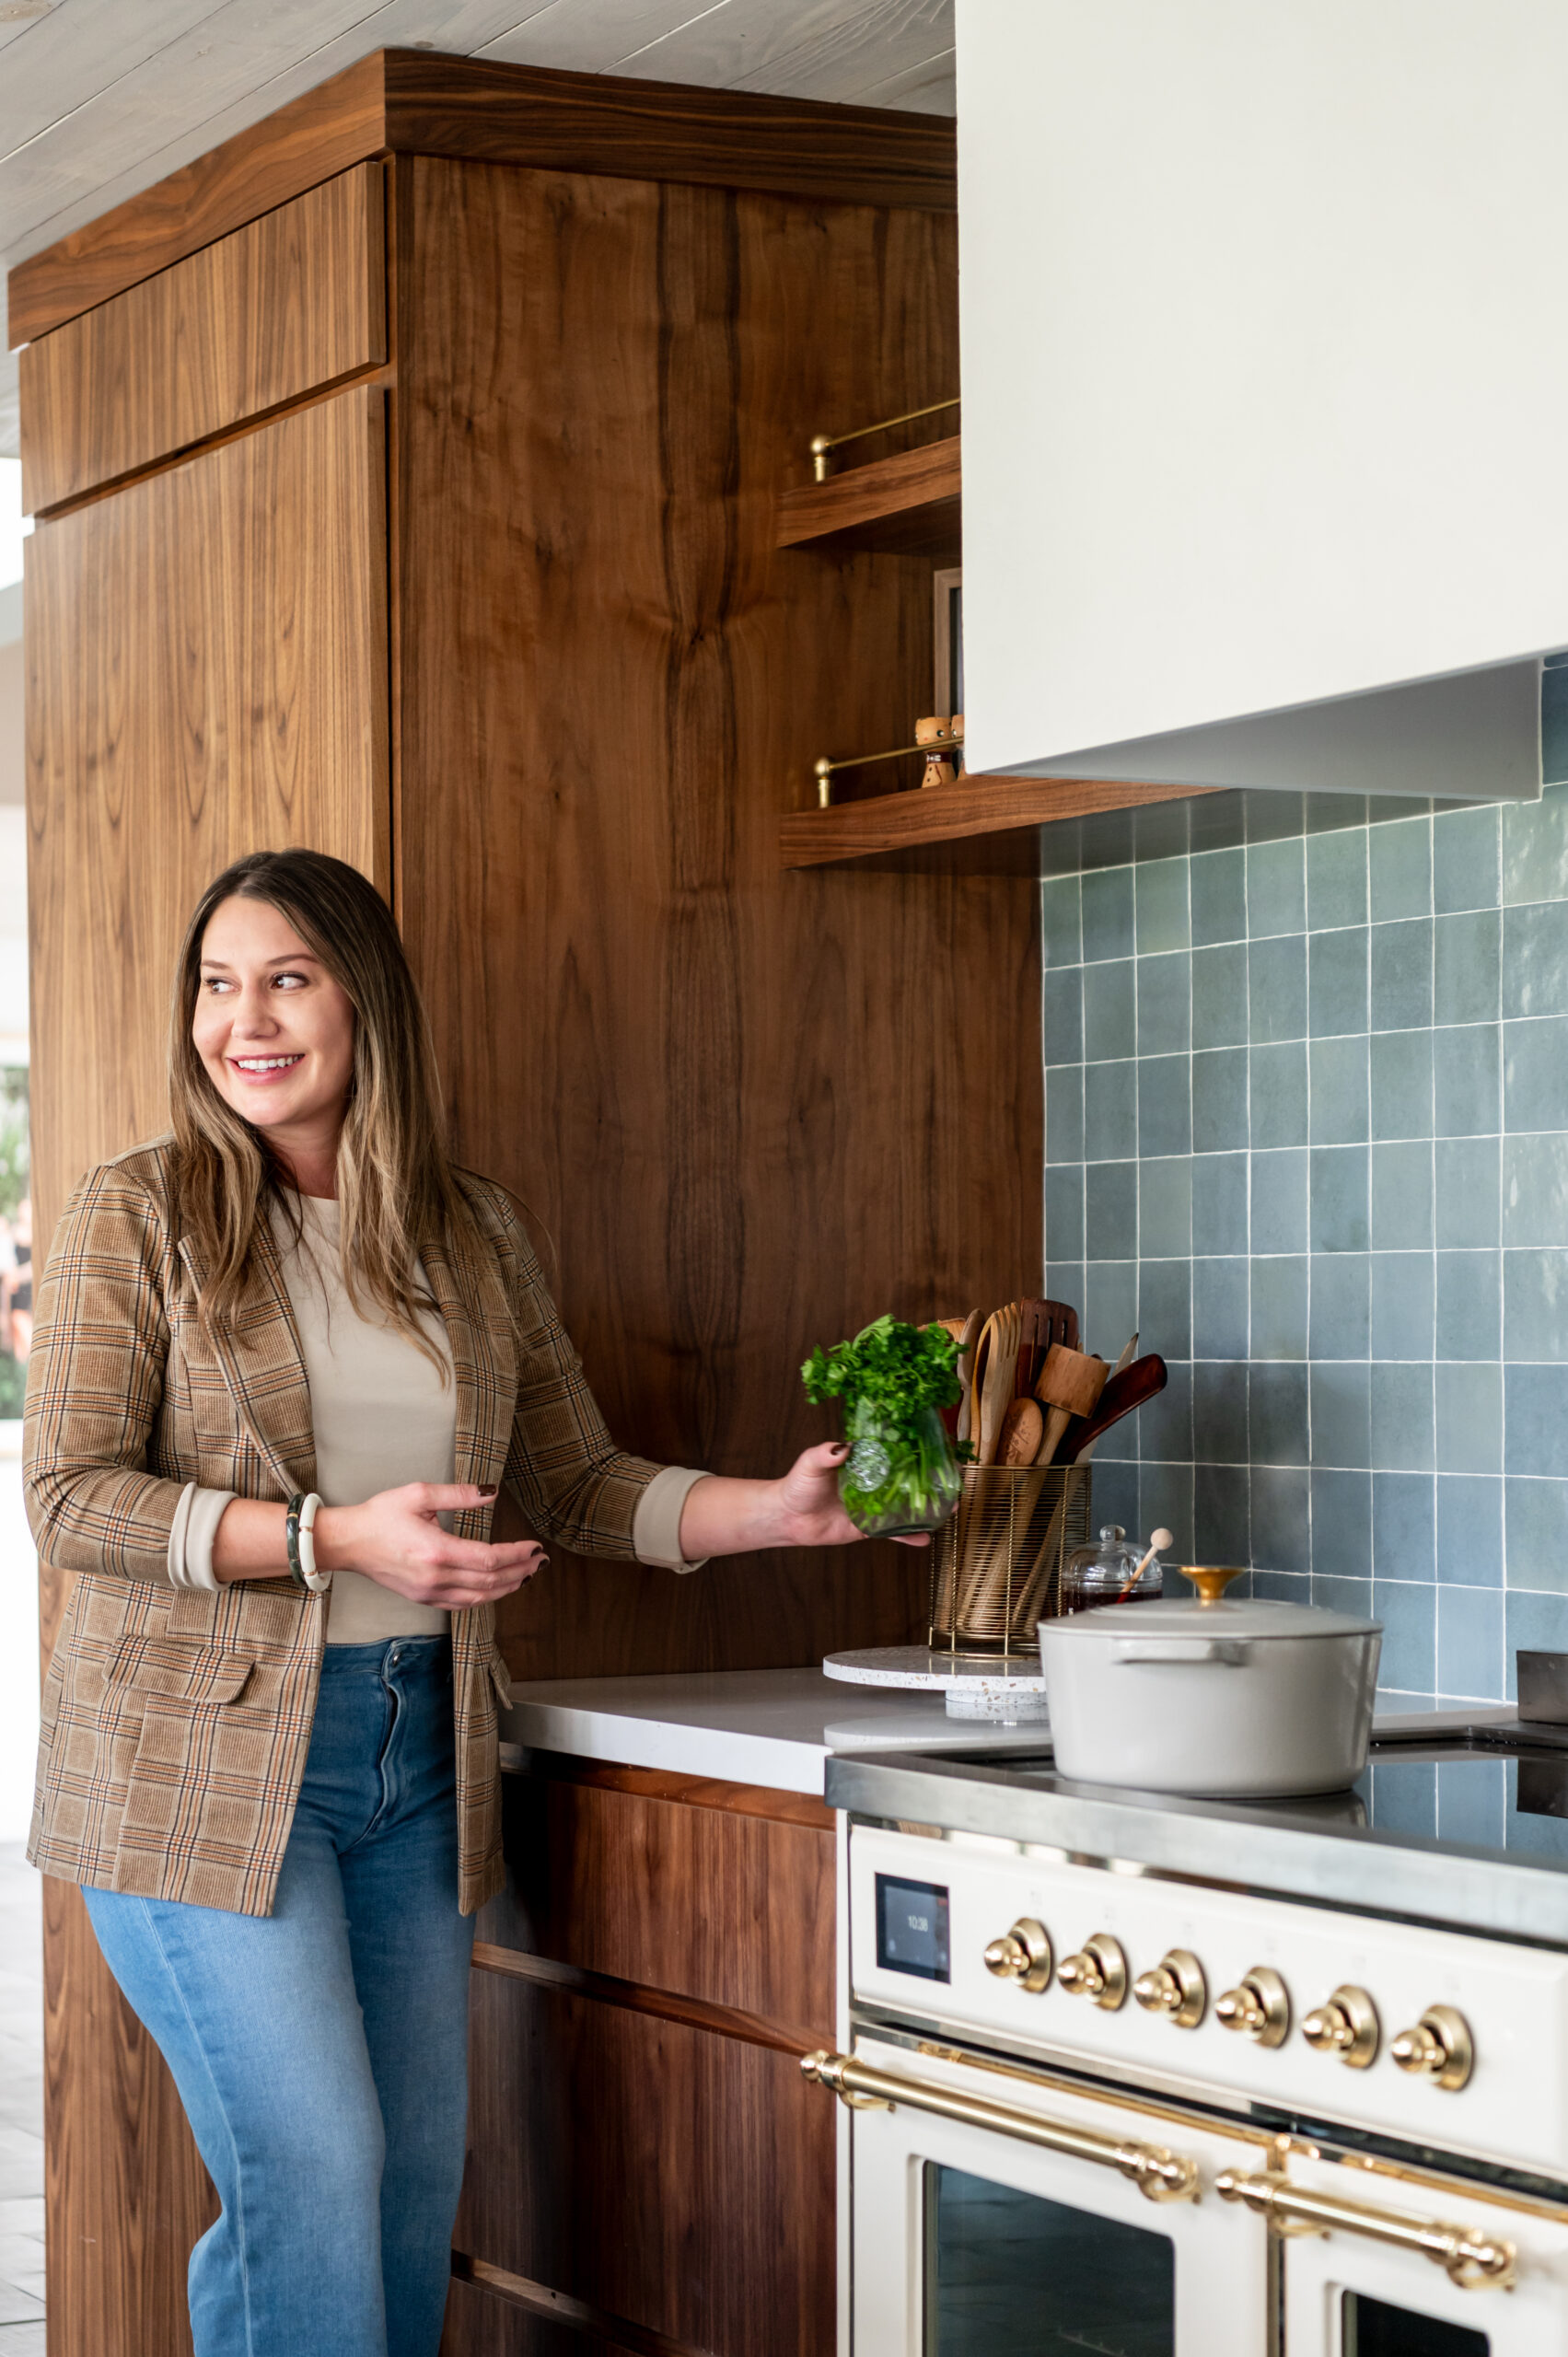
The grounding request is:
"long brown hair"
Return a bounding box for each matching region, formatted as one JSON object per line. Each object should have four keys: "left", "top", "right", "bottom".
{"left": 168, "top": 849, "right": 479, "bottom": 1360}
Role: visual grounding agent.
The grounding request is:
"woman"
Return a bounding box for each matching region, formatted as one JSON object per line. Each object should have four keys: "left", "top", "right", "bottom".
{"left": 24, "top": 848, "right": 900, "bottom": 2357}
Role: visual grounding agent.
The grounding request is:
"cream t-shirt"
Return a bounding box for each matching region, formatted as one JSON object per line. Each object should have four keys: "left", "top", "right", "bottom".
{"left": 166, "top": 1193, "right": 708, "bottom": 1632}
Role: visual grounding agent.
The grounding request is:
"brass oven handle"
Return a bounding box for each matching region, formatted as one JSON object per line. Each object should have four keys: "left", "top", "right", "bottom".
{"left": 800, "top": 2050, "right": 1198, "bottom": 2205}
{"left": 1215, "top": 2169, "right": 1516, "bottom": 2292}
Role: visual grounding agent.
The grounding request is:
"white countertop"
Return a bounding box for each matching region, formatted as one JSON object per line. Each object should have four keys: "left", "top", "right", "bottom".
{"left": 499, "top": 1666, "right": 1050, "bottom": 1796}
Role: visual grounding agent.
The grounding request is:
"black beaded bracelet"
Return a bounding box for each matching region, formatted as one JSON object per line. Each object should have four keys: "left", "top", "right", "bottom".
{"left": 285, "top": 1492, "right": 308, "bottom": 1590}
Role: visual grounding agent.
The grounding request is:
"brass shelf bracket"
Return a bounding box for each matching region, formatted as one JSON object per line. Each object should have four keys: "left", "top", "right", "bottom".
{"left": 814, "top": 723, "right": 963, "bottom": 808}
{"left": 809, "top": 396, "right": 960, "bottom": 482}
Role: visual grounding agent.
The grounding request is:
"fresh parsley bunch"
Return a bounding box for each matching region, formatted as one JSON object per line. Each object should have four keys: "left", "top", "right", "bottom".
{"left": 801, "top": 1315, "right": 964, "bottom": 1536}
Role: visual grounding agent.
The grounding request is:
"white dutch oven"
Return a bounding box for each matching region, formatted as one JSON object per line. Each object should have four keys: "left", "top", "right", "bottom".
{"left": 1039, "top": 1566, "right": 1382, "bottom": 1798}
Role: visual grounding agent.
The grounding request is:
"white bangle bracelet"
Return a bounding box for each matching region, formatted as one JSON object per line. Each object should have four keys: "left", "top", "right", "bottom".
{"left": 297, "top": 1492, "right": 331, "bottom": 1594}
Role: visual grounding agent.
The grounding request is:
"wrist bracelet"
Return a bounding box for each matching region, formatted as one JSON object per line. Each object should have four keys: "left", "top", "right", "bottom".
{"left": 285, "top": 1492, "right": 331, "bottom": 1594}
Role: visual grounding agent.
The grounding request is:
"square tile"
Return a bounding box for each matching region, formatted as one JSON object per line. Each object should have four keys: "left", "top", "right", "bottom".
{"left": 1433, "top": 1023, "right": 1501, "bottom": 1137}
{"left": 1080, "top": 865, "right": 1135, "bottom": 963}
{"left": 1504, "top": 1363, "right": 1568, "bottom": 1478}
{"left": 1308, "top": 1034, "right": 1369, "bottom": 1144}
{"left": 1504, "top": 1478, "right": 1568, "bottom": 1589}
{"left": 1307, "top": 796, "right": 1370, "bottom": 837}
{"left": 1250, "top": 1149, "right": 1307, "bottom": 1256}
{"left": 1371, "top": 1141, "right": 1434, "bottom": 1249}
{"left": 1084, "top": 1264, "right": 1140, "bottom": 1393}
{"left": 1309, "top": 1362, "right": 1370, "bottom": 1469}
{"left": 1089, "top": 1457, "right": 1141, "bottom": 1527}
{"left": 1192, "top": 1153, "right": 1249, "bottom": 1255}
{"left": 1249, "top": 1041, "right": 1307, "bottom": 1150}
{"left": 1504, "top": 900, "right": 1568, "bottom": 1020}
{"left": 1255, "top": 1569, "right": 1312, "bottom": 1602}
{"left": 1373, "top": 1475, "right": 1437, "bottom": 1585}
{"left": 1434, "top": 1250, "right": 1502, "bottom": 1359}
{"left": 1368, "top": 917, "right": 1434, "bottom": 1032}
{"left": 1501, "top": 1132, "right": 1568, "bottom": 1249}
{"left": 1435, "top": 1477, "right": 1503, "bottom": 1585}
{"left": 1306, "top": 828, "right": 1368, "bottom": 932}
{"left": 1136, "top": 951, "right": 1191, "bottom": 1056}
{"left": 1308, "top": 1145, "right": 1370, "bottom": 1253}
{"left": 1308, "top": 927, "right": 1369, "bottom": 1038}
{"left": 1041, "top": 875, "right": 1083, "bottom": 967}
{"left": 1316, "top": 1568, "right": 1374, "bottom": 1616}
{"left": 1246, "top": 793, "right": 1307, "bottom": 845}
{"left": 1134, "top": 857, "right": 1191, "bottom": 952}
{"left": 1192, "top": 1362, "right": 1249, "bottom": 1462}
{"left": 1436, "top": 1361, "right": 1503, "bottom": 1475}
{"left": 1189, "top": 847, "right": 1247, "bottom": 946}
{"left": 1140, "top": 1462, "right": 1195, "bottom": 1560}
{"left": 1041, "top": 967, "right": 1084, "bottom": 1066}
{"left": 1247, "top": 838, "right": 1306, "bottom": 938}
{"left": 1311, "top": 1469, "right": 1372, "bottom": 1576}
{"left": 1504, "top": 1248, "right": 1568, "bottom": 1360}
{"left": 1434, "top": 910, "right": 1502, "bottom": 1027}
{"left": 1195, "top": 1465, "right": 1250, "bottom": 1561}
{"left": 1086, "top": 1161, "right": 1138, "bottom": 1261}
{"left": 1368, "top": 1030, "right": 1434, "bottom": 1142}
{"left": 1191, "top": 1048, "right": 1249, "bottom": 1154}
{"left": 1193, "top": 1257, "right": 1249, "bottom": 1358}
{"left": 1251, "top": 1466, "right": 1310, "bottom": 1572}
{"left": 1248, "top": 935, "right": 1307, "bottom": 1044}
{"left": 1368, "top": 815, "right": 1433, "bottom": 921}
{"left": 1191, "top": 943, "right": 1249, "bottom": 1049}
{"left": 1251, "top": 1255, "right": 1308, "bottom": 1359}
{"left": 1044, "top": 1165, "right": 1086, "bottom": 1261}
{"left": 1138, "top": 1056, "right": 1191, "bottom": 1157}
{"left": 1504, "top": 1013, "right": 1568, "bottom": 1132}
{"left": 1085, "top": 1059, "right": 1138, "bottom": 1162}
{"left": 1436, "top": 1585, "right": 1504, "bottom": 1703}
{"left": 1506, "top": 1592, "right": 1568, "bottom": 1695}
{"left": 1371, "top": 1362, "right": 1434, "bottom": 1471}
{"left": 1502, "top": 784, "right": 1568, "bottom": 907}
{"left": 1138, "top": 1354, "right": 1192, "bottom": 1457}
{"left": 1139, "top": 1157, "right": 1192, "bottom": 1259}
{"left": 1370, "top": 1253, "right": 1434, "bottom": 1361}
{"left": 1250, "top": 1362, "right": 1308, "bottom": 1465}
{"left": 1083, "top": 959, "right": 1135, "bottom": 1062}
{"left": 1433, "top": 806, "right": 1501, "bottom": 914}
{"left": 1544, "top": 668, "right": 1568, "bottom": 787}
{"left": 1139, "top": 1260, "right": 1192, "bottom": 1362}
{"left": 1045, "top": 1063, "right": 1085, "bottom": 1164}
{"left": 1046, "top": 1261, "right": 1086, "bottom": 1323}
{"left": 1308, "top": 1252, "right": 1371, "bottom": 1359}
{"left": 1434, "top": 1135, "right": 1501, "bottom": 1248}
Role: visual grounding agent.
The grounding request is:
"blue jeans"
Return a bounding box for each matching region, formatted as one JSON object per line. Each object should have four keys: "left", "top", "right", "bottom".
{"left": 84, "top": 1636, "right": 474, "bottom": 2357}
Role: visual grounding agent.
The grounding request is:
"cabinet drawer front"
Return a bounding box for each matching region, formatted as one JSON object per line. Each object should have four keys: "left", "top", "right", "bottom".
{"left": 20, "top": 161, "right": 386, "bottom": 513}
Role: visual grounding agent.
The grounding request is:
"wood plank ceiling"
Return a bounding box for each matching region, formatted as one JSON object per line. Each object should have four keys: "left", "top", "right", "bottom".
{"left": 0, "top": 0, "right": 955, "bottom": 460}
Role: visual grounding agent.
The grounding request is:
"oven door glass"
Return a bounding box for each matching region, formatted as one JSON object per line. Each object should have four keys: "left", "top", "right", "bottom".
{"left": 924, "top": 2164, "right": 1173, "bottom": 2353}
{"left": 1341, "top": 2292, "right": 1487, "bottom": 2355}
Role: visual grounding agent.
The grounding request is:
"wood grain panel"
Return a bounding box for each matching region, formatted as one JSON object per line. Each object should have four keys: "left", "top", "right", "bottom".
{"left": 780, "top": 773, "right": 1221, "bottom": 867}
{"left": 776, "top": 432, "right": 962, "bottom": 559}
{"left": 9, "top": 50, "right": 956, "bottom": 349}
{"left": 394, "top": 157, "right": 1039, "bottom": 1685}
{"left": 26, "top": 387, "right": 389, "bottom": 2357}
{"left": 454, "top": 1974, "right": 835, "bottom": 2357}
{"left": 472, "top": 1945, "right": 826, "bottom": 2063}
{"left": 449, "top": 2255, "right": 714, "bottom": 2357}
{"left": 510, "top": 1752, "right": 834, "bottom": 1832}
{"left": 21, "top": 164, "right": 387, "bottom": 515}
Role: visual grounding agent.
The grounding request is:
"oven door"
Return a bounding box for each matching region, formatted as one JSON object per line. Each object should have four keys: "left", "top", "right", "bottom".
{"left": 1250, "top": 2145, "right": 1568, "bottom": 2356}
{"left": 815, "top": 2033, "right": 1272, "bottom": 2355}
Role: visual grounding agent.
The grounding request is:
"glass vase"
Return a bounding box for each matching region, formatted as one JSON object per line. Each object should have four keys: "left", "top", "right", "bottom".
{"left": 838, "top": 1399, "right": 962, "bottom": 1538}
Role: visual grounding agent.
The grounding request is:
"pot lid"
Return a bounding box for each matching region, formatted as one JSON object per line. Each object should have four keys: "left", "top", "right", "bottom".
{"left": 1041, "top": 1564, "right": 1379, "bottom": 1641}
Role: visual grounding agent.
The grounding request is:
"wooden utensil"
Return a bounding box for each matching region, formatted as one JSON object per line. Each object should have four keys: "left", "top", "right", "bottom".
{"left": 1033, "top": 1343, "right": 1109, "bottom": 1465}
{"left": 947, "top": 1308, "right": 981, "bottom": 1446}
{"left": 1015, "top": 1297, "right": 1080, "bottom": 1399}
{"left": 976, "top": 1303, "right": 1021, "bottom": 1466}
{"left": 1068, "top": 1354, "right": 1168, "bottom": 1460}
{"left": 1012, "top": 1334, "right": 1147, "bottom": 1628}
{"left": 998, "top": 1397, "right": 1044, "bottom": 1467}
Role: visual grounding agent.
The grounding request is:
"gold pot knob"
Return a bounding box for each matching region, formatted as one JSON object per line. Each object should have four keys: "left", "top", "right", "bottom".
{"left": 1132, "top": 1948, "right": 1207, "bottom": 2029}
{"left": 1214, "top": 1966, "right": 1291, "bottom": 2049}
{"left": 1390, "top": 2004, "right": 1474, "bottom": 2092}
{"left": 1301, "top": 1983, "right": 1379, "bottom": 2069}
{"left": 1056, "top": 1933, "right": 1129, "bottom": 2011}
{"left": 982, "top": 1917, "right": 1052, "bottom": 1995}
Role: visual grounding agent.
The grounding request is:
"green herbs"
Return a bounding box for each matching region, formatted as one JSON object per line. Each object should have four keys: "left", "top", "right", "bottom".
{"left": 801, "top": 1314, "right": 963, "bottom": 1420}
{"left": 802, "top": 1316, "right": 964, "bottom": 1538}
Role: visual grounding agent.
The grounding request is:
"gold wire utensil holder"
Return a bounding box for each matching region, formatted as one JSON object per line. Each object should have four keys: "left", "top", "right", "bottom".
{"left": 928, "top": 1464, "right": 1094, "bottom": 1655}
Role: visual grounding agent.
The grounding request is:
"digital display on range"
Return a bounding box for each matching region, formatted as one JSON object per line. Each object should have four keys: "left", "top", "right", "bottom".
{"left": 876, "top": 1873, "right": 950, "bottom": 1982}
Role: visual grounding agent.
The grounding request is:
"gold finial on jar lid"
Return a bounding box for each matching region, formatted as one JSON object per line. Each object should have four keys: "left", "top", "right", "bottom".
{"left": 1177, "top": 1565, "right": 1248, "bottom": 1607}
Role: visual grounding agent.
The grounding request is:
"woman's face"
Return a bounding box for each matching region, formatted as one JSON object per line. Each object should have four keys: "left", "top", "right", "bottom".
{"left": 193, "top": 896, "right": 356, "bottom": 1150}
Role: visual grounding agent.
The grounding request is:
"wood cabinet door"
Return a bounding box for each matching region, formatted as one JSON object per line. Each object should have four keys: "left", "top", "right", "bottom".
{"left": 24, "top": 382, "right": 389, "bottom": 2357}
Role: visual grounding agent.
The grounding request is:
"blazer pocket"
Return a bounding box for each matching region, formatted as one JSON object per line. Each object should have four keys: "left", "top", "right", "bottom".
{"left": 111, "top": 1637, "right": 255, "bottom": 1708}
{"left": 485, "top": 1645, "right": 513, "bottom": 1710}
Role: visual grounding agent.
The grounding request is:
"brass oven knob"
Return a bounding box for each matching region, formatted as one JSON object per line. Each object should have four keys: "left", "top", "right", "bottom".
{"left": 1390, "top": 2005, "right": 1474, "bottom": 2091}
{"left": 1132, "top": 1948, "right": 1207, "bottom": 2028}
{"left": 1056, "top": 1933, "right": 1128, "bottom": 2011}
{"left": 982, "top": 1918, "right": 1052, "bottom": 1994}
{"left": 1214, "top": 1967, "right": 1291, "bottom": 2049}
{"left": 1301, "top": 1984, "right": 1379, "bottom": 2069}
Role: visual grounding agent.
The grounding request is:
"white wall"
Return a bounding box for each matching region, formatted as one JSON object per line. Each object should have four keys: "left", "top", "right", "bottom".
{"left": 958, "top": 0, "right": 1568, "bottom": 785}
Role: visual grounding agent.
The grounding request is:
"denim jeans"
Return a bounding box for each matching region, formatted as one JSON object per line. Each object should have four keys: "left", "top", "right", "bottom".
{"left": 84, "top": 1635, "right": 475, "bottom": 2357}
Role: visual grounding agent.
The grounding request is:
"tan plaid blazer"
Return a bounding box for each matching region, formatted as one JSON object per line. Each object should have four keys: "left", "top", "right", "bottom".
{"left": 23, "top": 1140, "right": 660, "bottom": 1918}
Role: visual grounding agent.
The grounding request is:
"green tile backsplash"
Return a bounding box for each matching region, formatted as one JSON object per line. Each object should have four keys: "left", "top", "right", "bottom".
{"left": 1041, "top": 782, "right": 1568, "bottom": 1706}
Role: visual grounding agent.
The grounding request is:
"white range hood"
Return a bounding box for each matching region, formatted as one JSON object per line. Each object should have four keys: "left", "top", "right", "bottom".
{"left": 956, "top": 0, "right": 1560, "bottom": 802}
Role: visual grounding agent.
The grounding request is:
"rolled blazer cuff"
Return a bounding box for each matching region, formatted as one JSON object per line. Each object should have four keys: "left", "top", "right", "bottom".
{"left": 631, "top": 1465, "right": 712, "bottom": 1573}
{"left": 168, "top": 1482, "right": 237, "bottom": 1592}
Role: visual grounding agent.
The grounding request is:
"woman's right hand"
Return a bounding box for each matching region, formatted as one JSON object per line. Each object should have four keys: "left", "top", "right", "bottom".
{"left": 314, "top": 1483, "right": 548, "bottom": 1608}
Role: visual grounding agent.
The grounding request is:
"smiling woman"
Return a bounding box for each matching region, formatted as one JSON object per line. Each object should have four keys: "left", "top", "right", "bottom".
{"left": 19, "top": 845, "right": 904, "bottom": 2357}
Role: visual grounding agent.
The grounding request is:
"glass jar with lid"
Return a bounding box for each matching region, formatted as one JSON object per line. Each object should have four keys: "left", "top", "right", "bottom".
{"left": 1059, "top": 1525, "right": 1161, "bottom": 1616}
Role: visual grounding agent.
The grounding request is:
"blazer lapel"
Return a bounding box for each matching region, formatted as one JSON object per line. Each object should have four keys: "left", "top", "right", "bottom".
{"left": 422, "top": 1222, "right": 515, "bottom": 1507}
{"left": 178, "top": 1221, "right": 318, "bottom": 1500}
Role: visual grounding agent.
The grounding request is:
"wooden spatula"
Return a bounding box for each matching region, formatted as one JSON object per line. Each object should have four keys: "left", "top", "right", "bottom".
{"left": 1067, "top": 1354, "right": 1168, "bottom": 1460}
{"left": 1033, "top": 1343, "right": 1109, "bottom": 1464}
{"left": 1015, "top": 1298, "right": 1080, "bottom": 1398}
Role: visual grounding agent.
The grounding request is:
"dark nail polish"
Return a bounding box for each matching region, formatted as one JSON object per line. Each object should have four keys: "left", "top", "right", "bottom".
{"left": 479, "top": 1484, "right": 498, "bottom": 1498}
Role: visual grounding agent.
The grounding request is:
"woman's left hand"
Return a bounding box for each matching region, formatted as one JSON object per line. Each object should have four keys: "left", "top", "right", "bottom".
{"left": 772, "top": 1443, "right": 933, "bottom": 1550}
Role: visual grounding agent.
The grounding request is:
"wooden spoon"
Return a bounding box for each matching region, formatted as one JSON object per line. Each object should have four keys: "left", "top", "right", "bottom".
{"left": 1067, "top": 1354, "right": 1168, "bottom": 1461}
{"left": 998, "top": 1397, "right": 1044, "bottom": 1467}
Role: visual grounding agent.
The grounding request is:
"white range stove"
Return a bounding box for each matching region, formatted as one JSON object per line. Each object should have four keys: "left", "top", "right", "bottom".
{"left": 813, "top": 1711, "right": 1568, "bottom": 2357}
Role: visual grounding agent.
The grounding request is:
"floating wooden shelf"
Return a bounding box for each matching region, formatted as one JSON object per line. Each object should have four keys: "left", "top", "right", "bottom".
{"left": 779, "top": 772, "right": 1219, "bottom": 871}
{"left": 775, "top": 433, "right": 961, "bottom": 561}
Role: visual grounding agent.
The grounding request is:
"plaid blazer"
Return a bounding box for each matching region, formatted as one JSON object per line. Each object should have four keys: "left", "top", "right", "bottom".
{"left": 23, "top": 1140, "right": 660, "bottom": 1918}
